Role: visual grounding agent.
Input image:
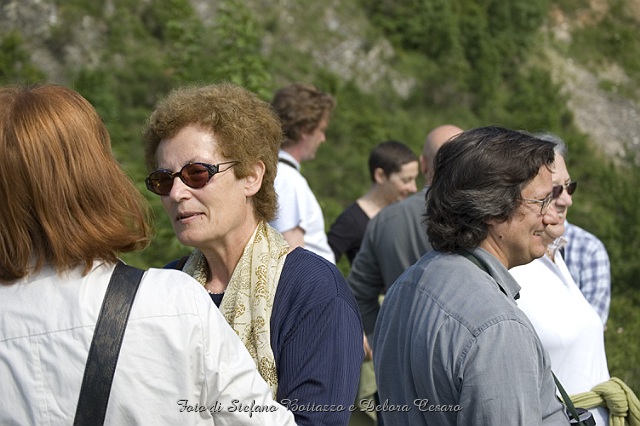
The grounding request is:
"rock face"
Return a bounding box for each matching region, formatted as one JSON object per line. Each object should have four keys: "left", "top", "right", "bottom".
{"left": 1, "top": 0, "right": 107, "bottom": 83}
{"left": 552, "top": 53, "right": 640, "bottom": 158}
{"left": 2, "top": 0, "right": 638, "bottom": 159}
{"left": 545, "top": 2, "right": 640, "bottom": 159}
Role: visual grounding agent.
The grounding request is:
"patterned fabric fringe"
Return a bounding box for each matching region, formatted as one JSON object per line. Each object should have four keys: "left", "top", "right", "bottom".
{"left": 181, "top": 221, "right": 290, "bottom": 397}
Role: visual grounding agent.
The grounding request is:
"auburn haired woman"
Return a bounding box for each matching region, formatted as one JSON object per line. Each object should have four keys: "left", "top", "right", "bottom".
{"left": 0, "top": 84, "right": 294, "bottom": 425}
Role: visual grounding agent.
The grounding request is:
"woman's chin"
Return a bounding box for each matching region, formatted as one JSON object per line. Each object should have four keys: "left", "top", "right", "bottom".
{"left": 544, "top": 224, "right": 565, "bottom": 242}
{"left": 174, "top": 233, "right": 200, "bottom": 249}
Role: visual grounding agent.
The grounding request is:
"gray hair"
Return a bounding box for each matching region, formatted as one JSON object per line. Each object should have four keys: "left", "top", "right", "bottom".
{"left": 535, "top": 132, "right": 568, "bottom": 159}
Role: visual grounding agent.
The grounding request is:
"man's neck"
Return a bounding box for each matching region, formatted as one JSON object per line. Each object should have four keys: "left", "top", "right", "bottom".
{"left": 282, "top": 145, "right": 304, "bottom": 164}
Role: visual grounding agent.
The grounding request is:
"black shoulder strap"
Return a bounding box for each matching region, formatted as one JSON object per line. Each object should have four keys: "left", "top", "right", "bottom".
{"left": 278, "top": 157, "right": 298, "bottom": 170}
{"left": 460, "top": 249, "right": 520, "bottom": 300}
{"left": 553, "top": 372, "right": 593, "bottom": 426}
{"left": 73, "top": 261, "right": 144, "bottom": 426}
{"left": 174, "top": 255, "right": 189, "bottom": 270}
{"left": 459, "top": 249, "right": 489, "bottom": 273}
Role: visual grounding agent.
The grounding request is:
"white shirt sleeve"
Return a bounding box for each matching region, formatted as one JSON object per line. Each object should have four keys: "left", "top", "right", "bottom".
{"left": 195, "top": 283, "right": 296, "bottom": 425}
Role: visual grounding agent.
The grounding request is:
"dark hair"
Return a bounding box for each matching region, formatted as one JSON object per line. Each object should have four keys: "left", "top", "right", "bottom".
{"left": 368, "top": 140, "right": 418, "bottom": 181}
{"left": 0, "top": 85, "right": 151, "bottom": 282}
{"left": 425, "top": 126, "right": 555, "bottom": 252}
{"left": 143, "top": 83, "right": 282, "bottom": 222}
{"left": 271, "top": 83, "right": 335, "bottom": 148}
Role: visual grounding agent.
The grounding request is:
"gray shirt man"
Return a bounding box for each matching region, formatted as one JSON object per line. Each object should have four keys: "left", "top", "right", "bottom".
{"left": 373, "top": 247, "right": 569, "bottom": 425}
{"left": 348, "top": 189, "right": 432, "bottom": 339}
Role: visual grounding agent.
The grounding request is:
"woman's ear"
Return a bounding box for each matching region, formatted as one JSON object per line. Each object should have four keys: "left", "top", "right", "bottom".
{"left": 373, "top": 167, "right": 387, "bottom": 185}
{"left": 244, "top": 161, "right": 265, "bottom": 197}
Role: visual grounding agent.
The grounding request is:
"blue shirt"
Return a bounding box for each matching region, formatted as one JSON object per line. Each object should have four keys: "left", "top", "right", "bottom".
{"left": 563, "top": 221, "right": 611, "bottom": 324}
{"left": 168, "top": 247, "right": 363, "bottom": 425}
{"left": 373, "top": 248, "right": 569, "bottom": 425}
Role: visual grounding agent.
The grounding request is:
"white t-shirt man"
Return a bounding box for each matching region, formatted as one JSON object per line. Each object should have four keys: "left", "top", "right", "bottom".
{"left": 270, "top": 150, "right": 335, "bottom": 263}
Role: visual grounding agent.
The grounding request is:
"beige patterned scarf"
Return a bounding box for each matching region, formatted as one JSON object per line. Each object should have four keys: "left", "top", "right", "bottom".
{"left": 181, "top": 221, "right": 289, "bottom": 397}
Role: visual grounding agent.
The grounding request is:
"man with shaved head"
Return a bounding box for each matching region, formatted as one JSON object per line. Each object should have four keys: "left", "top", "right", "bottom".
{"left": 348, "top": 124, "right": 463, "bottom": 343}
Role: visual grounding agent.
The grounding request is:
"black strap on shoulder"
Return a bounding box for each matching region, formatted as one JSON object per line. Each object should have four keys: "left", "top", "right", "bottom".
{"left": 459, "top": 249, "right": 489, "bottom": 273}
{"left": 278, "top": 157, "right": 298, "bottom": 170}
{"left": 553, "top": 373, "right": 593, "bottom": 426}
{"left": 73, "top": 261, "right": 144, "bottom": 426}
{"left": 174, "top": 255, "right": 189, "bottom": 270}
{"left": 459, "top": 249, "right": 520, "bottom": 300}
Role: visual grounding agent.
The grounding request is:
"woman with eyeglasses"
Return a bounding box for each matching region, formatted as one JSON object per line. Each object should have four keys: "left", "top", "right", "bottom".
{"left": 143, "top": 83, "right": 363, "bottom": 426}
{"left": 510, "top": 134, "right": 611, "bottom": 426}
{"left": 0, "top": 84, "right": 296, "bottom": 425}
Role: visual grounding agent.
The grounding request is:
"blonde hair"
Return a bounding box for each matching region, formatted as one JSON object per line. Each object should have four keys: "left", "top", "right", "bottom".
{"left": 0, "top": 85, "right": 151, "bottom": 282}
{"left": 144, "top": 83, "right": 283, "bottom": 222}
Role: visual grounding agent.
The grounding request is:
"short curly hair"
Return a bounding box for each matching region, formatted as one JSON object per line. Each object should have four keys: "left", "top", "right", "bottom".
{"left": 271, "top": 83, "right": 336, "bottom": 148}
{"left": 143, "top": 83, "right": 283, "bottom": 222}
{"left": 425, "top": 126, "right": 556, "bottom": 252}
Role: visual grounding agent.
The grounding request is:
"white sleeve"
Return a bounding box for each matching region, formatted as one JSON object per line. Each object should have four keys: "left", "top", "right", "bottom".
{"left": 271, "top": 167, "right": 303, "bottom": 233}
{"left": 198, "top": 290, "right": 296, "bottom": 425}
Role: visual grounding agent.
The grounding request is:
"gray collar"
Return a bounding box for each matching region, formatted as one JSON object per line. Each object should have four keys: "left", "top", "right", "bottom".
{"left": 466, "top": 247, "right": 522, "bottom": 300}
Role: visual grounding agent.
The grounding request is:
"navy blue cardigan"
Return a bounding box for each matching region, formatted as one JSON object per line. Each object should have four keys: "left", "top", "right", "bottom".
{"left": 168, "top": 247, "right": 364, "bottom": 425}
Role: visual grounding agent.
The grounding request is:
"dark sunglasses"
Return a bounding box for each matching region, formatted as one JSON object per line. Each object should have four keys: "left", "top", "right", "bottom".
{"left": 553, "top": 181, "right": 578, "bottom": 197}
{"left": 523, "top": 184, "right": 564, "bottom": 215}
{"left": 145, "top": 161, "right": 239, "bottom": 196}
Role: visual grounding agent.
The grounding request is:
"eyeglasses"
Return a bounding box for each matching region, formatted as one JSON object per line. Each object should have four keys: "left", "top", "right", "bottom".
{"left": 522, "top": 185, "right": 564, "bottom": 215}
{"left": 145, "top": 161, "right": 239, "bottom": 196}
{"left": 553, "top": 181, "right": 578, "bottom": 197}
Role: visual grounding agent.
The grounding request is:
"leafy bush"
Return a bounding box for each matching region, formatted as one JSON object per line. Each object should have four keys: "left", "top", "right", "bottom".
{"left": 0, "top": 32, "right": 46, "bottom": 85}
{"left": 561, "top": 0, "right": 640, "bottom": 86}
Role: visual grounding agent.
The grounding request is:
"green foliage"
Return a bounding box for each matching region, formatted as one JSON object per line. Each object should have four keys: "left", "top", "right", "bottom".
{"left": 53, "top": 0, "right": 102, "bottom": 17}
{"left": 363, "top": 0, "right": 550, "bottom": 115}
{"left": 364, "top": 0, "right": 470, "bottom": 101}
{"left": 606, "top": 294, "right": 640, "bottom": 389}
{"left": 139, "top": 0, "right": 205, "bottom": 84}
{"left": 483, "top": 0, "right": 551, "bottom": 65}
{"left": 498, "top": 67, "right": 574, "bottom": 130}
{"left": 553, "top": 0, "right": 590, "bottom": 11}
{"left": 0, "top": 32, "right": 46, "bottom": 85}
{"left": 209, "top": 0, "right": 273, "bottom": 97}
{"left": 566, "top": 0, "right": 640, "bottom": 84}
{"left": 140, "top": 0, "right": 196, "bottom": 42}
{"left": 367, "top": 0, "right": 461, "bottom": 56}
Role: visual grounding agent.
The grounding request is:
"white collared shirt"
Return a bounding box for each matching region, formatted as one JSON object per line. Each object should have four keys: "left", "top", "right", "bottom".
{"left": 270, "top": 150, "right": 335, "bottom": 263}
{"left": 510, "top": 252, "right": 610, "bottom": 426}
{"left": 0, "top": 262, "right": 295, "bottom": 425}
